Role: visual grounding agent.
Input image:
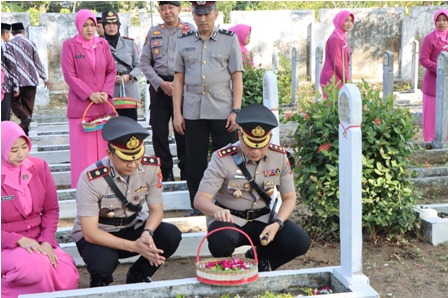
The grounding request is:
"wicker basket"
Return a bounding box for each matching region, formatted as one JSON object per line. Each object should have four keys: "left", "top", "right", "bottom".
{"left": 82, "top": 101, "right": 117, "bottom": 132}
{"left": 196, "top": 227, "right": 259, "bottom": 286}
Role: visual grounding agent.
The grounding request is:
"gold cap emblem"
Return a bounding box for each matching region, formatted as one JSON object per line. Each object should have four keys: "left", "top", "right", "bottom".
{"left": 126, "top": 136, "right": 140, "bottom": 150}
{"left": 251, "top": 126, "right": 265, "bottom": 137}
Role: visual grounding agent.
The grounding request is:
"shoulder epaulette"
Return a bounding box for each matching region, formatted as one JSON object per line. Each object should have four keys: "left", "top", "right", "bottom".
{"left": 268, "top": 143, "right": 286, "bottom": 154}
{"left": 87, "top": 166, "right": 110, "bottom": 181}
{"left": 123, "top": 36, "right": 134, "bottom": 40}
{"left": 217, "top": 146, "right": 238, "bottom": 158}
{"left": 218, "top": 29, "right": 234, "bottom": 36}
{"left": 141, "top": 156, "right": 161, "bottom": 166}
{"left": 180, "top": 31, "right": 194, "bottom": 38}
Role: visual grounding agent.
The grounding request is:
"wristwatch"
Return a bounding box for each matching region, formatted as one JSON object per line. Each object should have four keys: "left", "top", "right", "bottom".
{"left": 143, "top": 228, "right": 154, "bottom": 237}
{"left": 274, "top": 218, "right": 284, "bottom": 230}
{"left": 231, "top": 108, "right": 241, "bottom": 114}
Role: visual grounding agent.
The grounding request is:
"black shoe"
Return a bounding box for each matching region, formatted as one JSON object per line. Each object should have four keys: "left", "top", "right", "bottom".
{"left": 245, "top": 248, "right": 271, "bottom": 272}
{"left": 162, "top": 168, "right": 175, "bottom": 182}
{"left": 186, "top": 209, "right": 202, "bottom": 216}
{"left": 126, "top": 268, "right": 153, "bottom": 284}
{"left": 90, "top": 277, "right": 112, "bottom": 287}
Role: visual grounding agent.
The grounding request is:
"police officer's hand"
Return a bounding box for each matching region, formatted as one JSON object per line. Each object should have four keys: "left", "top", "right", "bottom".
{"left": 213, "top": 209, "right": 234, "bottom": 223}
{"left": 259, "top": 223, "right": 281, "bottom": 246}
{"left": 173, "top": 114, "right": 185, "bottom": 135}
{"left": 160, "top": 81, "right": 174, "bottom": 97}
{"left": 226, "top": 113, "right": 238, "bottom": 132}
{"left": 136, "top": 233, "right": 166, "bottom": 267}
{"left": 41, "top": 241, "right": 59, "bottom": 268}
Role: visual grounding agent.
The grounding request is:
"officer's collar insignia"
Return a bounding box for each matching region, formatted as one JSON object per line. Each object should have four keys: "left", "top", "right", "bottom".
{"left": 126, "top": 136, "right": 140, "bottom": 150}
{"left": 251, "top": 126, "right": 265, "bottom": 137}
{"left": 211, "top": 31, "right": 217, "bottom": 39}
{"left": 87, "top": 166, "right": 109, "bottom": 180}
{"left": 218, "top": 145, "right": 238, "bottom": 158}
{"left": 178, "top": 23, "right": 183, "bottom": 28}
{"left": 161, "top": 24, "right": 165, "bottom": 29}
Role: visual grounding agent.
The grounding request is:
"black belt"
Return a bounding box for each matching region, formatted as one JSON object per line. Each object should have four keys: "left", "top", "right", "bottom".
{"left": 216, "top": 202, "right": 270, "bottom": 221}
{"left": 98, "top": 212, "right": 138, "bottom": 226}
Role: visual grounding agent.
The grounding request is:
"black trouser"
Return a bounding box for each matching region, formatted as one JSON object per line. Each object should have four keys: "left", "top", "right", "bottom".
{"left": 207, "top": 220, "right": 311, "bottom": 271}
{"left": 11, "top": 86, "right": 36, "bottom": 121}
{"left": 185, "top": 119, "right": 234, "bottom": 207}
{"left": 149, "top": 83, "right": 185, "bottom": 176}
{"left": 1, "top": 92, "right": 12, "bottom": 121}
{"left": 117, "top": 108, "right": 138, "bottom": 121}
{"left": 76, "top": 222, "right": 182, "bottom": 284}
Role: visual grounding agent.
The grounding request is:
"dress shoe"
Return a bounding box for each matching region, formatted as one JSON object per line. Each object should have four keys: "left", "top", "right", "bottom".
{"left": 186, "top": 209, "right": 202, "bottom": 217}
{"left": 245, "top": 248, "right": 271, "bottom": 272}
{"left": 126, "top": 269, "right": 153, "bottom": 284}
{"left": 90, "top": 277, "right": 112, "bottom": 287}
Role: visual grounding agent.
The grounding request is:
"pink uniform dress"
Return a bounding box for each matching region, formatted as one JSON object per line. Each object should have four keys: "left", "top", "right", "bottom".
{"left": 61, "top": 9, "right": 116, "bottom": 188}
{"left": 419, "top": 9, "right": 448, "bottom": 142}
{"left": 228, "top": 24, "right": 254, "bottom": 69}
{"left": 320, "top": 10, "right": 354, "bottom": 98}
{"left": 1, "top": 121, "right": 79, "bottom": 298}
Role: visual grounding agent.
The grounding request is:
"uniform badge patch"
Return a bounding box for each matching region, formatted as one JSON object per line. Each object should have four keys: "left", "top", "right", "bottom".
{"left": 141, "top": 156, "right": 161, "bottom": 166}
{"left": 217, "top": 146, "right": 238, "bottom": 158}
{"left": 153, "top": 31, "right": 161, "bottom": 35}
{"left": 264, "top": 169, "right": 281, "bottom": 177}
{"left": 157, "top": 170, "right": 163, "bottom": 189}
{"left": 135, "top": 186, "right": 148, "bottom": 192}
{"left": 152, "top": 41, "right": 160, "bottom": 46}
{"left": 87, "top": 166, "right": 109, "bottom": 180}
{"left": 268, "top": 143, "right": 286, "bottom": 154}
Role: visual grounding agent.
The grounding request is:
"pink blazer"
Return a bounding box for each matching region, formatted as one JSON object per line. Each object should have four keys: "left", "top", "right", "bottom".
{"left": 1, "top": 157, "right": 59, "bottom": 250}
{"left": 320, "top": 32, "right": 351, "bottom": 89}
{"left": 61, "top": 37, "right": 116, "bottom": 119}
{"left": 419, "top": 31, "right": 448, "bottom": 97}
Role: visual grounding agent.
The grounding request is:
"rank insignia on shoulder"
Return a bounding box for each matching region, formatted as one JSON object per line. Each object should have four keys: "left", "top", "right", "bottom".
{"left": 218, "top": 29, "right": 234, "bottom": 36}
{"left": 268, "top": 143, "right": 286, "bottom": 154}
{"left": 87, "top": 166, "right": 109, "bottom": 180}
{"left": 218, "top": 146, "right": 238, "bottom": 158}
{"left": 180, "top": 31, "right": 194, "bottom": 38}
{"left": 141, "top": 156, "right": 161, "bottom": 166}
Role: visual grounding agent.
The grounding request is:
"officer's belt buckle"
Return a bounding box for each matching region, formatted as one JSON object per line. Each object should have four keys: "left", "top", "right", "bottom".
{"left": 246, "top": 209, "right": 255, "bottom": 221}
{"left": 202, "top": 84, "right": 209, "bottom": 95}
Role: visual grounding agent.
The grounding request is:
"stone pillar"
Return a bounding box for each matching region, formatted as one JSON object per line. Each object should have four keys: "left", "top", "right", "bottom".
{"left": 272, "top": 44, "right": 278, "bottom": 73}
{"left": 263, "top": 71, "right": 280, "bottom": 145}
{"left": 28, "top": 26, "right": 50, "bottom": 106}
{"left": 333, "top": 84, "right": 370, "bottom": 288}
{"left": 383, "top": 51, "right": 394, "bottom": 99}
{"left": 291, "top": 47, "right": 298, "bottom": 105}
{"left": 433, "top": 52, "right": 448, "bottom": 149}
{"left": 144, "top": 83, "right": 150, "bottom": 122}
{"left": 411, "top": 40, "right": 419, "bottom": 92}
{"left": 349, "top": 48, "right": 352, "bottom": 80}
{"left": 315, "top": 46, "right": 323, "bottom": 103}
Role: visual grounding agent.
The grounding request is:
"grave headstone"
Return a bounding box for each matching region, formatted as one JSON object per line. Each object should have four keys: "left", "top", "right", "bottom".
{"left": 411, "top": 40, "right": 419, "bottom": 92}
{"left": 433, "top": 51, "right": 448, "bottom": 149}
{"left": 315, "top": 46, "right": 323, "bottom": 102}
{"left": 291, "top": 47, "right": 298, "bottom": 105}
{"left": 263, "top": 71, "right": 280, "bottom": 145}
{"left": 383, "top": 51, "right": 394, "bottom": 99}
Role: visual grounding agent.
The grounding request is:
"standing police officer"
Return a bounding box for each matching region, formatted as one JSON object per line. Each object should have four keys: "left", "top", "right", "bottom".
{"left": 103, "top": 11, "right": 141, "bottom": 121}
{"left": 71, "top": 116, "right": 181, "bottom": 287}
{"left": 141, "top": 1, "right": 193, "bottom": 182}
{"left": 173, "top": 1, "right": 244, "bottom": 216}
{"left": 194, "top": 104, "right": 311, "bottom": 272}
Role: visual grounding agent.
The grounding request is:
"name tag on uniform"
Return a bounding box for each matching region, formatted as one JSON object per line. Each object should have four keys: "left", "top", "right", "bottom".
{"left": 233, "top": 174, "right": 245, "bottom": 179}
{"left": 105, "top": 194, "right": 117, "bottom": 199}
{"left": 75, "top": 55, "right": 85, "bottom": 58}
{"left": 2, "top": 195, "right": 14, "bottom": 201}
{"left": 186, "top": 47, "right": 195, "bottom": 52}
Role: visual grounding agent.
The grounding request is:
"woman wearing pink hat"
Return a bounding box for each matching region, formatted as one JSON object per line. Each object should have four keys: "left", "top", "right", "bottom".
{"left": 1, "top": 121, "right": 79, "bottom": 297}
{"left": 419, "top": 9, "right": 448, "bottom": 142}
{"left": 320, "top": 10, "right": 354, "bottom": 98}
{"left": 61, "top": 9, "right": 116, "bottom": 188}
{"left": 228, "top": 23, "right": 254, "bottom": 69}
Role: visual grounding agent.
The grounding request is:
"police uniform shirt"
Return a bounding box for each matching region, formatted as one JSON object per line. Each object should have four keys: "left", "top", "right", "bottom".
{"left": 173, "top": 26, "right": 244, "bottom": 120}
{"left": 71, "top": 156, "right": 163, "bottom": 242}
{"left": 111, "top": 36, "right": 141, "bottom": 100}
{"left": 140, "top": 19, "right": 194, "bottom": 91}
{"left": 198, "top": 141, "right": 294, "bottom": 227}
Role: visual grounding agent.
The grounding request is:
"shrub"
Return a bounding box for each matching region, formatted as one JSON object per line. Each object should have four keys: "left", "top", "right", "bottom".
{"left": 290, "top": 79, "right": 420, "bottom": 241}
{"left": 242, "top": 64, "right": 264, "bottom": 107}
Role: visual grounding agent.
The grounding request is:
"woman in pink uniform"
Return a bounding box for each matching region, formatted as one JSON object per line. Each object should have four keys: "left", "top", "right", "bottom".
{"left": 61, "top": 9, "right": 116, "bottom": 188}
{"left": 228, "top": 23, "right": 254, "bottom": 69}
{"left": 320, "top": 10, "right": 354, "bottom": 98}
{"left": 419, "top": 9, "right": 448, "bottom": 142}
{"left": 1, "top": 121, "right": 79, "bottom": 297}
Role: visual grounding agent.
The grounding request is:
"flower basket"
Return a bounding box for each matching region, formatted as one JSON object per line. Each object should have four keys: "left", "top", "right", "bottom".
{"left": 82, "top": 101, "right": 117, "bottom": 132}
{"left": 114, "top": 78, "right": 141, "bottom": 109}
{"left": 196, "top": 226, "right": 258, "bottom": 286}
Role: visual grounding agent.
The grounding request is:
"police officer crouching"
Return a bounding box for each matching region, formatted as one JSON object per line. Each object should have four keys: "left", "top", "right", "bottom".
{"left": 194, "top": 104, "right": 311, "bottom": 272}
{"left": 71, "top": 116, "right": 182, "bottom": 287}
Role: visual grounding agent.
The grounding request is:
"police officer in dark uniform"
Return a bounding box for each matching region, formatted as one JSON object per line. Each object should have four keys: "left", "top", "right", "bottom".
{"left": 173, "top": 1, "right": 244, "bottom": 216}
{"left": 141, "top": 1, "right": 193, "bottom": 182}
{"left": 194, "top": 104, "right": 311, "bottom": 272}
{"left": 71, "top": 116, "right": 181, "bottom": 287}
